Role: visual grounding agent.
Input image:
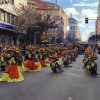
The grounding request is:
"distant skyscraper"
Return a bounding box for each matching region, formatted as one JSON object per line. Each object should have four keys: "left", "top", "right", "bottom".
{"left": 68, "top": 17, "right": 81, "bottom": 43}
{"left": 98, "top": 0, "right": 100, "bottom": 17}
{"left": 96, "top": 0, "right": 100, "bottom": 35}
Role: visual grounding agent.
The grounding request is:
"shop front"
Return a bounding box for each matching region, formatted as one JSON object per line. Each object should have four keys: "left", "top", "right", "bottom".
{"left": 0, "top": 22, "right": 18, "bottom": 45}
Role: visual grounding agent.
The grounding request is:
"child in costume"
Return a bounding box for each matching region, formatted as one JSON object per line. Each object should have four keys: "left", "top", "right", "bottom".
{"left": 0, "top": 48, "right": 24, "bottom": 82}
{"left": 63, "top": 55, "right": 70, "bottom": 68}
{"left": 38, "top": 48, "right": 46, "bottom": 67}
{"left": 83, "top": 46, "right": 98, "bottom": 76}
{"left": 50, "top": 54, "right": 63, "bottom": 73}
{"left": 0, "top": 50, "right": 8, "bottom": 71}
{"left": 22, "top": 50, "right": 41, "bottom": 72}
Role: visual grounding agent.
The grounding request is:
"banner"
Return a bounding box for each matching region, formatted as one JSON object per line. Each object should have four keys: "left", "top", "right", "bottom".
{"left": 0, "top": 22, "right": 16, "bottom": 31}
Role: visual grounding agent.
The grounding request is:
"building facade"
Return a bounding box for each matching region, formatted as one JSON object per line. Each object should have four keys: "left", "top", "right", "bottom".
{"left": 0, "top": 0, "right": 27, "bottom": 44}
{"left": 96, "top": 0, "right": 100, "bottom": 35}
{"left": 27, "top": 0, "right": 68, "bottom": 43}
{"left": 0, "top": 0, "right": 68, "bottom": 44}
{"left": 95, "top": 0, "right": 100, "bottom": 44}
{"left": 68, "top": 17, "right": 81, "bottom": 43}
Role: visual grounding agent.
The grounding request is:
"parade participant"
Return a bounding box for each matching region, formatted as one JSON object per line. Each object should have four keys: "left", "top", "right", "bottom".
{"left": 83, "top": 57, "right": 89, "bottom": 68}
{"left": 22, "top": 46, "right": 41, "bottom": 72}
{"left": 0, "top": 47, "right": 24, "bottom": 82}
{"left": 50, "top": 54, "right": 63, "bottom": 73}
{"left": 57, "top": 48, "right": 62, "bottom": 59}
{"left": 67, "top": 50, "right": 72, "bottom": 64}
{"left": 38, "top": 48, "right": 46, "bottom": 67}
{"left": 88, "top": 53, "right": 98, "bottom": 76}
{"left": 46, "top": 49, "right": 53, "bottom": 62}
{"left": 89, "top": 60, "right": 98, "bottom": 75}
{"left": 71, "top": 49, "right": 76, "bottom": 62}
{"left": 83, "top": 46, "right": 98, "bottom": 76}
{"left": 62, "top": 55, "right": 70, "bottom": 68}
{"left": 0, "top": 49, "right": 8, "bottom": 71}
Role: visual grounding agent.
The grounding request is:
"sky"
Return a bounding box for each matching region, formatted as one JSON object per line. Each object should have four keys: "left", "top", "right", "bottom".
{"left": 42, "top": 0, "right": 99, "bottom": 41}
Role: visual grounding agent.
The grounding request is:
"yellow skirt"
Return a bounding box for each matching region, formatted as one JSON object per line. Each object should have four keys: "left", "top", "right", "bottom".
{"left": 45, "top": 58, "right": 49, "bottom": 63}
{"left": 0, "top": 66, "right": 24, "bottom": 82}
{"left": 22, "top": 62, "right": 42, "bottom": 72}
{"left": 86, "top": 65, "right": 90, "bottom": 70}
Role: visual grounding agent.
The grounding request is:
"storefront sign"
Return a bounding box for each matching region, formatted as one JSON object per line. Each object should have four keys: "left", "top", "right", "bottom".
{"left": 0, "top": 22, "right": 16, "bottom": 31}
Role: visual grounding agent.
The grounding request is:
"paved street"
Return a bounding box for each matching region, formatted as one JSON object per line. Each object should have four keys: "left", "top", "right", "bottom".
{"left": 0, "top": 55, "right": 100, "bottom": 100}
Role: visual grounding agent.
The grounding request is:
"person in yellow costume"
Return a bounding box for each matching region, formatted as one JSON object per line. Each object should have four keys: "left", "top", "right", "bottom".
{"left": 22, "top": 50, "right": 41, "bottom": 72}
{"left": 50, "top": 54, "right": 63, "bottom": 73}
{"left": 0, "top": 50, "right": 8, "bottom": 71}
{"left": 38, "top": 48, "right": 46, "bottom": 67}
{"left": 0, "top": 50, "right": 24, "bottom": 82}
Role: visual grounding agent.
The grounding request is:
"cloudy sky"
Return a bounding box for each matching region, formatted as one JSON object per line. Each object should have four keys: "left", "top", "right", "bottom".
{"left": 43, "top": 0, "right": 99, "bottom": 41}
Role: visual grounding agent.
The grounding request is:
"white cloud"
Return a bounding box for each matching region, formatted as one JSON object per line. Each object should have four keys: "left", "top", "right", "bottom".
{"left": 64, "top": 8, "right": 79, "bottom": 18}
{"left": 81, "top": 9, "right": 97, "bottom": 19}
{"left": 78, "top": 23, "right": 85, "bottom": 28}
{"left": 75, "top": 0, "right": 91, "bottom": 1}
{"left": 64, "top": 7, "right": 97, "bottom": 41}
{"left": 73, "top": 2, "right": 98, "bottom": 7}
{"left": 70, "top": 0, "right": 73, "bottom": 3}
{"left": 64, "top": 8, "right": 97, "bottom": 20}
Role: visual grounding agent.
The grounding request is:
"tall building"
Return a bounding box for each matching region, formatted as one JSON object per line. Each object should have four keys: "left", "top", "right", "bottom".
{"left": 96, "top": 0, "right": 100, "bottom": 35}
{"left": 68, "top": 17, "right": 81, "bottom": 43}
{"left": 0, "top": 0, "right": 27, "bottom": 44}
{"left": 27, "top": 0, "right": 68, "bottom": 43}
{"left": 0, "top": 0, "right": 68, "bottom": 44}
{"left": 98, "top": 0, "right": 100, "bottom": 17}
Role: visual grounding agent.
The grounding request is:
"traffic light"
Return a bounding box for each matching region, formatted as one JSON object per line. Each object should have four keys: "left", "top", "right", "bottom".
{"left": 85, "top": 18, "right": 88, "bottom": 24}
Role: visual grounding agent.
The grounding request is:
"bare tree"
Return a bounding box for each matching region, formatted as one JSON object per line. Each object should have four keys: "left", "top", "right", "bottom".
{"left": 15, "top": 6, "right": 58, "bottom": 44}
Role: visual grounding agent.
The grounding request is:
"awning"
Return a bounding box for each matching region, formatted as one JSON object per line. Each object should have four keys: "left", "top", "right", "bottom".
{"left": 0, "top": 22, "right": 16, "bottom": 32}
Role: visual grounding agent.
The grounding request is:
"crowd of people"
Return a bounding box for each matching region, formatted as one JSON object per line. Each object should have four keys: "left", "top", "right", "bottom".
{"left": 0, "top": 43, "right": 82, "bottom": 82}
{"left": 0, "top": 43, "right": 98, "bottom": 82}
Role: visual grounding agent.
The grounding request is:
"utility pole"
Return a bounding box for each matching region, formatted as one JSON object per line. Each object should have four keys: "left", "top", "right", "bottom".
{"left": 54, "top": 0, "right": 58, "bottom": 44}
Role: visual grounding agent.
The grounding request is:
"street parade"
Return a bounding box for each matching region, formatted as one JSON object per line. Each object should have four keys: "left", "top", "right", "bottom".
{"left": 0, "top": 43, "right": 98, "bottom": 83}
{"left": 1, "top": 0, "right": 100, "bottom": 99}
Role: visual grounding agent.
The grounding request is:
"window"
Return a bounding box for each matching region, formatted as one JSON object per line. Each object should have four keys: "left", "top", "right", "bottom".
{"left": 9, "top": 0, "right": 14, "bottom": 4}
{"left": 1, "top": 11, "right": 5, "bottom": 22}
{"left": 11, "top": 15, "right": 14, "bottom": 25}
{"left": 70, "top": 26, "right": 75, "bottom": 30}
{"left": 0, "top": 10, "right": 1, "bottom": 20}
{"left": 1, "top": 37, "right": 5, "bottom": 44}
{"left": 7, "top": 13, "right": 10, "bottom": 23}
{"left": 12, "top": 0, "right": 14, "bottom": 4}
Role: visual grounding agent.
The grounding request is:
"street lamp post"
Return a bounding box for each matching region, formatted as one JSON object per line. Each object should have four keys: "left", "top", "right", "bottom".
{"left": 54, "top": 28, "right": 56, "bottom": 44}
{"left": 53, "top": 21, "right": 57, "bottom": 44}
{"left": 34, "top": 32, "right": 36, "bottom": 44}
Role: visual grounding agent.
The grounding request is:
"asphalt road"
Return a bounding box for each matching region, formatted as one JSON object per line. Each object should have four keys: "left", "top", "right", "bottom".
{"left": 0, "top": 55, "right": 100, "bottom": 100}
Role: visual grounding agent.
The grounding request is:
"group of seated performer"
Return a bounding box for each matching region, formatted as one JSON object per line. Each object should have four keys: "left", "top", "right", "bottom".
{"left": 0, "top": 44, "right": 80, "bottom": 82}
{"left": 62, "top": 47, "right": 78, "bottom": 68}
